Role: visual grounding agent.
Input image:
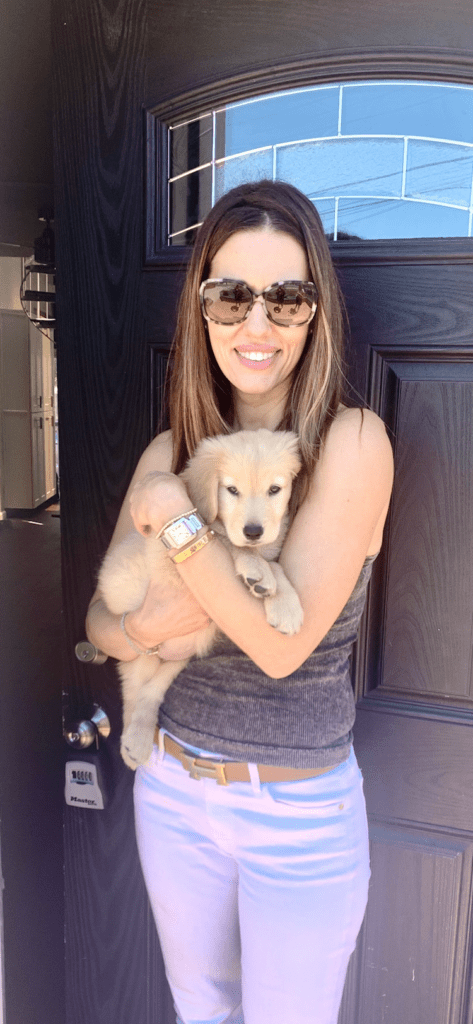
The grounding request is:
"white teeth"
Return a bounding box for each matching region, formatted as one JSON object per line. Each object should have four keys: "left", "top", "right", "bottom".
{"left": 238, "top": 351, "right": 274, "bottom": 361}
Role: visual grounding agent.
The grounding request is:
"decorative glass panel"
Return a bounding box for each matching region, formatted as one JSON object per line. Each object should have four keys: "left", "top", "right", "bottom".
{"left": 310, "top": 198, "right": 336, "bottom": 237}
{"left": 405, "top": 140, "right": 473, "bottom": 207}
{"left": 170, "top": 114, "right": 213, "bottom": 176}
{"left": 340, "top": 83, "right": 473, "bottom": 144}
{"left": 219, "top": 87, "right": 339, "bottom": 155}
{"left": 277, "top": 138, "right": 404, "bottom": 198}
{"left": 166, "top": 81, "right": 473, "bottom": 242}
{"left": 337, "top": 198, "right": 469, "bottom": 240}
{"left": 215, "top": 149, "right": 274, "bottom": 198}
{"left": 169, "top": 166, "right": 212, "bottom": 242}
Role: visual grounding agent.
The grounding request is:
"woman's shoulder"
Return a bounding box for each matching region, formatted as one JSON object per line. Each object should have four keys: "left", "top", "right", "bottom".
{"left": 136, "top": 429, "right": 174, "bottom": 474}
{"left": 328, "top": 404, "right": 393, "bottom": 456}
{"left": 316, "top": 404, "right": 394, "bottom": 492}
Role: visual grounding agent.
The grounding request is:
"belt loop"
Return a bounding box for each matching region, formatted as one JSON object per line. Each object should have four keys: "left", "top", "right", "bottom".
{"left": 248, "top": 762, "right": 261, "bottom": 794}
{"left": 157, "top": 727, "right": 166, "bottom": 762}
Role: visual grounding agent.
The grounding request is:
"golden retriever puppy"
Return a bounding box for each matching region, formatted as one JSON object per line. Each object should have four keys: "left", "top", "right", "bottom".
{"left": 98, "top": 428, "right": 303, "bottom": 769}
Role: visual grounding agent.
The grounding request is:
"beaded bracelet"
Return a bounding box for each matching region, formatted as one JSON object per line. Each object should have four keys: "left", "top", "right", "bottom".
{"left": 120, "top": 612, "right": 162, "bottom": 656}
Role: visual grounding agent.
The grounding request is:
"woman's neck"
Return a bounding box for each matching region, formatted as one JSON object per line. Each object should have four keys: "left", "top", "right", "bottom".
{"left": 233, "top": 387, "right": 287, "bottom": 432}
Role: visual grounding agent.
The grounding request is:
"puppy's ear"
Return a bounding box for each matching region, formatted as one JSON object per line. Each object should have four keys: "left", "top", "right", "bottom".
{"left": 281, "top": 432, "right": 302, "bottom": 478}
{"left": 181, "top": 438, "right": 224, "bottom": 524}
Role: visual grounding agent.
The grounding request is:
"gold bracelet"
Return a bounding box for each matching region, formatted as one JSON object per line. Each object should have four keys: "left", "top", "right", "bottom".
{"left": 171, "top": 530, "right": 215, "bottom": 564}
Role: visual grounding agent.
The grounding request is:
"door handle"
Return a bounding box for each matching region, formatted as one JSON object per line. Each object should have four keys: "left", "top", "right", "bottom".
{"left": 64, "top": 704, "right": 111, "bottom": 750}
{"left": 75, "top": 640, "right": 108, "bottom": 664}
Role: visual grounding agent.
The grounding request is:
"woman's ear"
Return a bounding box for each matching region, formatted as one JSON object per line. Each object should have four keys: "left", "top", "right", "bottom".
{"left": 181, "top": 438, "right": 223, "bottom": 524}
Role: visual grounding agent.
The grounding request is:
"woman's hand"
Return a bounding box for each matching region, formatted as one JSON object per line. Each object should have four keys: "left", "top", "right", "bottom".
{"left": 86, "top": 433, "right": 213, "bottom": 663}
{"left": 129, "top": 471, "right": 194, "bottom": 538}
{"left": 124, "top": 574, "right": 212, "bottom": 661}
{"left": 127, "top": 471, "right": 212, "bottom": 658}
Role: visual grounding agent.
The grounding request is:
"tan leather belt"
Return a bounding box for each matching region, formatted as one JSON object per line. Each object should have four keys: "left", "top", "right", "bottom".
{"left": 155, "top": 729, "right": 336, "bottom": 787}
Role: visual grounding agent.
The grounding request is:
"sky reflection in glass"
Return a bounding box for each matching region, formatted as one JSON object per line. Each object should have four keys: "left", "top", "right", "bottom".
{"left": 340, "top": 83, "right": 473, "bottom": 144}
{"left": 337, "top": 198, "right": 469, "bottom": 239}
{"left": 405, "top": 140, "right": 473, "bottom": 207}
{"left": 221, "top": 87, "right": 339, "bottom": 154}
{"left": 277, "top": 138, "right": 404, "bottom": 197}
{"left": 215, "top": 149, "right": 274, "bottom": 196}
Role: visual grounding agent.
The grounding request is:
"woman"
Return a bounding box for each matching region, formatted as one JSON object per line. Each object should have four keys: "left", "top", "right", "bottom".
{"left": 86, "top": 179, "right": 394, "bottom": 1024}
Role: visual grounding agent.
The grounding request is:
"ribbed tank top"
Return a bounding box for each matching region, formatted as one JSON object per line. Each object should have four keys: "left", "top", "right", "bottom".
{"left": 158, "top": 554, "right": 377, "bottom": 768}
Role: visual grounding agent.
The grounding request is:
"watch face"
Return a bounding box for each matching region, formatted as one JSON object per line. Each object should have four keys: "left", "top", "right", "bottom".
{"left": 161, "top": 512, "right": 203, "bottom": 549}
{"left": 169, "top": 520, "right": 194, "bottom": 546}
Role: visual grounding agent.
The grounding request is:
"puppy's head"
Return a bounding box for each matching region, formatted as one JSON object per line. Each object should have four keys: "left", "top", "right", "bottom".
{"left": 182, "top": 429, "right": 301, "bottom": 548}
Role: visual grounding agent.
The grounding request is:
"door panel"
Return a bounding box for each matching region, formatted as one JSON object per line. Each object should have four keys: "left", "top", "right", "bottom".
{"left": 358, "top": 824, "right": 472, "bottom": 1024}
{"left": 365, "top": 351, "right": 473, "bottom": 705}
{"left": 376, "top": 367, "right": 473, "bottom": 702}
{"left": 354, "top": 710, "right": 473, "bottom": 830}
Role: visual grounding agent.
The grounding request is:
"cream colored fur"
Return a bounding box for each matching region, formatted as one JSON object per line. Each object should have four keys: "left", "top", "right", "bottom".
{"left": 98, "top": 428, "right": 303, "bottom": 769}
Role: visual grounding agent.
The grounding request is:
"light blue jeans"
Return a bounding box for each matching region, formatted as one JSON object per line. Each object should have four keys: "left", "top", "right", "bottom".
{"left": 133, "top": 728, "right": 370, "bottom": 1024}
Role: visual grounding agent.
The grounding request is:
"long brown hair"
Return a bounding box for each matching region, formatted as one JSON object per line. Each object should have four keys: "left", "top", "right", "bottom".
{"left": 167, "top": 179, "right": 347, "bottom": 519}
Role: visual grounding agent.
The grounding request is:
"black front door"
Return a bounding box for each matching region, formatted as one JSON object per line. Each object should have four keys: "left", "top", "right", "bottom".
{"left": 52, "top": 2, "right": 473, "bottom": 1022}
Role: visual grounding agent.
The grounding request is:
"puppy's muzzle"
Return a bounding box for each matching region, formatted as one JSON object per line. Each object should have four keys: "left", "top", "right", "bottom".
{"left": 243, "top": 523, "right": 264, "bottom": 542}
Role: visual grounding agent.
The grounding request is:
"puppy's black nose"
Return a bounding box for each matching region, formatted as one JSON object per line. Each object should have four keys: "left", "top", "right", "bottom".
{"left": 243, "top": 523, "right": 264, "bottom": 540}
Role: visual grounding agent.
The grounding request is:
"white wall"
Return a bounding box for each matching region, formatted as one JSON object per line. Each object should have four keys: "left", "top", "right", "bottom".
{"left": 0, "top": 257, "right": 24, "bottom": 517}
{"left": 0, "top": 257, "right": 23, "bottom": 311}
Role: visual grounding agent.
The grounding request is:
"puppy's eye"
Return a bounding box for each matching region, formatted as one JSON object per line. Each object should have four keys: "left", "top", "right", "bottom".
{"left": 268, "top": 485, "right": 281, "bottom": 495}
{"left": 227, "top": 485, "right": 239, "bottom": 496}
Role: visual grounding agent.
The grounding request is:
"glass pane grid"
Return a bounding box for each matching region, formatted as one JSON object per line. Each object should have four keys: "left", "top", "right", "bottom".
{"left": 167, "top": 81, "right": 473, "bottom": 242}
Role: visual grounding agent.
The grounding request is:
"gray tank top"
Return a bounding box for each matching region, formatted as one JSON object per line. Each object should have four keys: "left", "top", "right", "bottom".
{"left": 158, "top": 554, "right": 377, "bottom": 768}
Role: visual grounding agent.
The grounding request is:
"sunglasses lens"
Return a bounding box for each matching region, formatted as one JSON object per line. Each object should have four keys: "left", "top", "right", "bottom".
{"left": 265, "top": 282, "right": 317, "bottom": 326}
{"left": 202, "top": 281, "right": 252, "bottom": 324}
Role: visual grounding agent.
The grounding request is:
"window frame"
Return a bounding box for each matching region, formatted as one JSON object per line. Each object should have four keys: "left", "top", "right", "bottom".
{"left": 144, "top": 54, "right": 473, "bottom": 270}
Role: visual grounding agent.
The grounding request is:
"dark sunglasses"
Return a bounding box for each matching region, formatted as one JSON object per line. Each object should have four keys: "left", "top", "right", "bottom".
{"left": 199, "top": 278, "right": 318, "bottom": 327}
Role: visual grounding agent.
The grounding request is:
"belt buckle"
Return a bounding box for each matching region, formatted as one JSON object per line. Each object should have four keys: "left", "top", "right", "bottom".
{"left": 181, "top": 751, "right": 228, "bottom": 786}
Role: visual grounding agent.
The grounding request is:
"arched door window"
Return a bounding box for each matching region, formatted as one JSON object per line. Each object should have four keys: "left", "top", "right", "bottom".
{"left": 167, "top": 81, "right": 473, "bottom": 244}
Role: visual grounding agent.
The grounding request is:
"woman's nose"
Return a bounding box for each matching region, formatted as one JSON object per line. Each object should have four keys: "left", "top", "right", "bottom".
{"left": 245, "top": 296, "right": 271, "bottom": 334}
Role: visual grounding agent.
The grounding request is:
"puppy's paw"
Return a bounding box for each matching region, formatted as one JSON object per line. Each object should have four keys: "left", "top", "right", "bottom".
{"left": 120, "top": 742, "right": 140, "bottom": 771}
{"left": 264, "top": 590, "right": 304, "bottom": 636}
{"left": 245, "top": 577, "right": 271, "bottom": 597}
{"left": 234, "top": 552, "right": 277, "bottom": 598}
{"left": 121, "top": 723, "right": 154, "bottom": 769}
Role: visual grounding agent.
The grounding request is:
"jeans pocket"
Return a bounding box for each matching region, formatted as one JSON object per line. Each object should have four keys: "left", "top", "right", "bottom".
{"left": 266, "top": 758, "right": 351, "bottom": 808}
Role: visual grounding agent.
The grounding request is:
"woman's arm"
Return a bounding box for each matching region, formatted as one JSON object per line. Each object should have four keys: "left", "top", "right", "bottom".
{"left": 85, "top": 430, "right": 211, "bottom": 660}
{"left": 132, "top": 409, "right": 394, "bottom": 678}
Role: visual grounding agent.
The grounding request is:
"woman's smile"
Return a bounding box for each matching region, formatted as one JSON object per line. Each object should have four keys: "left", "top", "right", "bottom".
{"left": 234, "top": 344, "right": 279, "bottom": 369}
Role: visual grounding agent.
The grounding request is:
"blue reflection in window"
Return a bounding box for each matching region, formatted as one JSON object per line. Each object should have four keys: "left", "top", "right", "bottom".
{"left": 406, "top": 140, "right": 473, "bottom": 207}
{"left": 341, "top": 83, "right": 473, "bottom": 145}
{"left": 311, "top": 198, "right": 336, "bottom": 236}
{"left": 337, "top": 198, "right": 469, "bottom": 239}
{"left": 215, "top": 150, "right": 274, "bottom": 198}
{"left": 277, "top": 138, "right": 404, "bottom": 198}
{"left": 221, "top": 88, "right": 339, "bottom": 155}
